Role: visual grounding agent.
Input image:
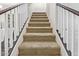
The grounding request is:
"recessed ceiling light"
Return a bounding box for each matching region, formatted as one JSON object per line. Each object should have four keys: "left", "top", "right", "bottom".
{"left": 0, "top": 5, "right": 2, "bottom": 9}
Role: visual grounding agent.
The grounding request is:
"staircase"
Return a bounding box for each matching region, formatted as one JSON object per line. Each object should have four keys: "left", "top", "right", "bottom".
{"left": 18, "top": 12, "right": 60, "bottom": 56}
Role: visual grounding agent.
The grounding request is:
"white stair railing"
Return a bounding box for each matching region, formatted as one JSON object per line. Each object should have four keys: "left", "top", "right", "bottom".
{"left": 56, "top": 3, "right": 79, "bottom": 56}
{"left": 0, "top": 3, "right": 29, "bottom": 56}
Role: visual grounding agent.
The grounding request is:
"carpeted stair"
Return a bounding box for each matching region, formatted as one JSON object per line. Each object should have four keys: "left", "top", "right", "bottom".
{"left": 18, "top": 12, "right": 60, "bottom": 56}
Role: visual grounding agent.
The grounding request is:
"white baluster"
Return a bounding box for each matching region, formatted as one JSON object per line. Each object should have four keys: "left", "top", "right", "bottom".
{"left": 61, "top": 8, "right": 63, "bottom": 38}
{"left": 63, "top": 9, "right": 67, "bottom": 44}
{"left": 58, "top": 6, "right": 62, "bottom": 34}
{"left": 9, "top": 13, "right": 14, "bottom": 48}
{"left": 11, "top": 9, "right": 16, "bottom": 42}
{"left": 73, "top": 15, "right": 79, "bottom": 56}
{"left": 5, "top": 13, "right": 8, "bottom": 56}
{"left": 56, "top": 6, "right": 58, "bottom": 30}
{"left": 57, "top": 6, "right": 60, "bottom": 32}
{"left": 17, "top": 6, "right": 20, "bottom": 34}
{"left": 18, "top": 6, "right": 21, "bottom": 32}
{"left": 5, "top": 11, "right": 11, "bottom": 55}
{"left": 14, "top": 8, "right": 18, "bottom": 41}
{"left": 15, "top": 7, "right": 19, "bottom": 38}
{"left": 0, "top": 29, "right": 1, "bottom": 56}
{"left": 66, "top": 10, "right": 69, "bottom": 50}
{"left": 71, "top": 13, "right": 74, "bottom": 56}
{"left": 78, "top": 16, "right": 79, "bottom": 56}
{"left": 13, "top": 9, "right": 16, "bottom": 42}
{"left": 62, "top": 9, "right": 65, "bottom": 43}
{"left": 68, "top": 12, "right": 73, "bottom": 52}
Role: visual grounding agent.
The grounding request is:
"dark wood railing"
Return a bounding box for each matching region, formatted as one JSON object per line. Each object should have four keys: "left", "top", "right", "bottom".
{"left": 0, "top": 3, "right": 24, "bottom": 15}
{"left": 56, "top": 3, "right": 79, "bottom": 16}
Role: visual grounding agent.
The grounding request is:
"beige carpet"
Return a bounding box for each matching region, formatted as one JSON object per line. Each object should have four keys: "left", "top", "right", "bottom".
{"left": 18, "top": 12, "right": 60, "bottom": 56}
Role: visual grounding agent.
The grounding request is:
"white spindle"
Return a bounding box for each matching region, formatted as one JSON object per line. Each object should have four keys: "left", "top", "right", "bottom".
{"left": 57, "top": 6, "right": 60, "bottom": 32}
{"left": 13, "top": 8, "right": 17, "bottom": 42}
{"left": 61, "top": 8, "right": 63, "bottom": 38}
{"left": 58, "top": 6, "right": 62, "bottom": 34}
{"left": 17, "top": 6, "right": 20, "bottom": 33}
{"left": 63, "top": 9, "right": 67, "bottom": 44}
{"left": 71, "top": 13, "right": 74, "bottom": 56}
{"left": 0, "top": 29, "right": 1, "bottom": 56}
{"left": 68, "top": 12, "right": 73, "bottom": 51}
{"left": 9, "top": 13, "right": 13, "bottom": 48}
{"left": 18, "top": 6, "right": 22, "bottom": 32}
{"left": 62, "top": 9, "right": 65, "bottom": 43}
{"left": 78, "top": 15, "right": 79, "bottom": 56}
{"left": 5, "top": 13, "right": 8, "bottom": 56}
{"left": 56, "top": 6, "right": 58, "bottom": 30}
{"left": 73, "top": 15, "right": 79, "bottom": 56}
{"left": 11, "top": 9, "right": 15, "bottom": 42}
{"left": 11, "top": 9, "right": 17, "bottom": 43}
{"left": 14, "top": 8, "right": 19, "bottom": 41}
{"left": 5, "top": 11, "right": 11, "bottom": 55}
{"left": 66, "top": 10, "right": 69, "bottom": 50}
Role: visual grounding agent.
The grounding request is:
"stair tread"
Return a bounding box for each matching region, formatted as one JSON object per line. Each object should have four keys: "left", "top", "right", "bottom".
{"left": 31, "top": 16, "right": 48, "bottom": 17}
{"left": 31, "top": 17, "right": 48, "bottom": 19}
{"left": 19, "top": 42, "right": 60, "bottom": 49}
{"left": 29, "top": 22, "right": 49, "bottom": 23}
{"left": 27, "top": 27, "right": 52, "bottom": 28}
{"left": 32, "top": 15, "right": 47, "bottom": 16}
{"left": 30, "top": 19, "right": 49, "bottom": 21}
{"left": 32, "top": 12, "right": 46, "bottom": 14}
{"left": 30, "top": 19, "right": 48, "bottom": 20}
{"left": 27, "top": 27, "right": 52, "bottom": 30}
{"left": 27, "top": 27, "right": 52, "bottom": 33}
{"left": 29, "top": 22, "right": 50, "bottom": 24}
{"left": 24, "top": 33, "right": 54, "bottom": 36}
{"left": 32, "top": 14, "right": 46, "bottom": 15}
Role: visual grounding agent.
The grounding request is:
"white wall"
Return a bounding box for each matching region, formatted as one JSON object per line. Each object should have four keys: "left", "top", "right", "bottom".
{"left": 46, "top": 3, "right": 56, "bottom": 27}
{"left": 30, "top": 3, "right": 46, "bottom": 12}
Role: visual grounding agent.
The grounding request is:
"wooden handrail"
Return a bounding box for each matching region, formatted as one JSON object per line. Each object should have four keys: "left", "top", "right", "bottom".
{"left": 0, "top": 3, "right": 24, "bottom": 15}
{"left": 56, "top": 3, "right": 79, "bottom": 16}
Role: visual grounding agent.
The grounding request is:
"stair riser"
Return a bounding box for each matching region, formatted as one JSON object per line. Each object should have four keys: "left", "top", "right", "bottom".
{"left": 28, "top": 23, "right": 50, "bottom": 27}
{"left": 32, "top": 14, "right": 46, "bottom": 15}
{"left": 30, "top": 19, "right": 49, "bottom": 20}
{"left": 23, "top": 35, "right": 55, "bottom": 42}
{"left": 31, "top": 16, "right": 48, "bottom": 18}
{"left": 30, "top": 20, "right": 49, "bottom": 22}
{"left": 32, "top": 13, "right": 46, "bottom": 14}
{"left": 33, "top": 12, "right": 46, "bottom": 13}
{"left": 32, "top": 15, "right": 47, "bottom": 16}
{"left": 19, "top": 48, "right": 60, "bottom": 56}
{"left": 27, "top": 28, "right": 52, "bottom": 33}
{"left": 30, "top": 18, "right": 48, "bottom": 20}
{"left": 32, "top": 12, "right": 47, "bottom": 16}
{"left": 31, "top": 17, "right": 48, "bottom": 19}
